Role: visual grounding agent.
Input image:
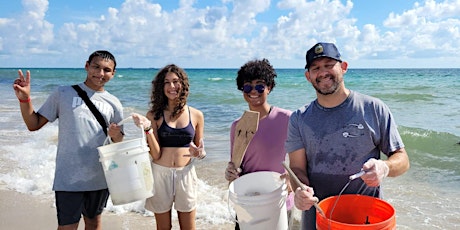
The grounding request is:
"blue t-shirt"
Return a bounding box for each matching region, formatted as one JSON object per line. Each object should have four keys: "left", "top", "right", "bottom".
{"left": 38, "top": 83, "right": 124, "bottom": 191}
{"left": 285, "top": 90, "right": 404, "bottom": 200}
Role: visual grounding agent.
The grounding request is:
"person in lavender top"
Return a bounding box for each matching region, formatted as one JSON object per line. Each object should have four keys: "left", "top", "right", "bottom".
{"left": 224, "top": 58, "right": 293, "bottom": 230}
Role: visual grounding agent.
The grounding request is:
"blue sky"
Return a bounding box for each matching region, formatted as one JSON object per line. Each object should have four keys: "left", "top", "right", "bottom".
{"left": 1, "top": 0, "right": 460, "bottom": 68}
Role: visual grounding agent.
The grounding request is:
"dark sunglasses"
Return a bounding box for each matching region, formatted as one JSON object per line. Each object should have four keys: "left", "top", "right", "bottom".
{"left": 243, "top": 84, "right": 265, "bottom": 94}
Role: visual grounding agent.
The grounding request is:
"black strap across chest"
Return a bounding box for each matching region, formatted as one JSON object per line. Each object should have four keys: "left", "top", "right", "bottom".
{"left": 72, "top": 85, "right": 108, "bottom": 136}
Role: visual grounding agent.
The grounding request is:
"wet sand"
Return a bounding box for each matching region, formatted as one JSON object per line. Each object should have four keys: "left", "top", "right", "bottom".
{"left": 0, "top": 189, "right": 237, "bottom": 229}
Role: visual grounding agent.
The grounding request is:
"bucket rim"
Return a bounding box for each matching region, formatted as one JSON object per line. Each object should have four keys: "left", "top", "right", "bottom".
{"left": 228, "top": 171, "right": 285, "bottom": 193}
{"left": 97, "top": 138, "right": 149, "bottom": 157}
{"left": 317, "top": 194, "right": 396, "bottom": 227}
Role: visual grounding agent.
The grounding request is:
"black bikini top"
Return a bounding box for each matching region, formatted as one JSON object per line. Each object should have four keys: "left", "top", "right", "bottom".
{"left": 157, "top": 107, "right": 195, "bottom": 148}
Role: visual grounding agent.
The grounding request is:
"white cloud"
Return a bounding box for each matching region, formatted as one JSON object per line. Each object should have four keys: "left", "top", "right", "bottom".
{"left": 378, "top": 0, "right": 460, "bottom": 61}
{"left": 0, "top": 0, "right": 54, "bottom": 57}
{"left": 1, "top": 0, "right": 460, "bottom": 68}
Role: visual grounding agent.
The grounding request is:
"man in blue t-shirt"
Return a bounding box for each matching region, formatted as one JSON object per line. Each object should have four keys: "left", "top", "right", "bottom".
{"left": 285, "top": 42, "right": 410, "bottom": 229}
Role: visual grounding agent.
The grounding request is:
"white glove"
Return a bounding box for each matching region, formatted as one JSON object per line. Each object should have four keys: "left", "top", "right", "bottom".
{"left": 294, "top": 186, "right": 318, "bottom": 211}
{"left": 131, "top": 113, "right": 152, "bottom": 130}
{"left": 362, "top": 158, "right": 389, "bottom": 187}
{"left": 190, "top": 138, "right": 206, "bottom": 159}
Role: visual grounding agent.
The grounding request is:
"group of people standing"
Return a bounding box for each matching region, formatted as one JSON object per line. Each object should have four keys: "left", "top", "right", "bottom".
{"left": 13, "top": 42, "right": 409, "bottom": 230}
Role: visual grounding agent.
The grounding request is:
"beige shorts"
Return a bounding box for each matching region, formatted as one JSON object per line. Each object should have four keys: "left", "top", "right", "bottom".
{"left": 145, "top": 162, "right": 198, "bottom": 213}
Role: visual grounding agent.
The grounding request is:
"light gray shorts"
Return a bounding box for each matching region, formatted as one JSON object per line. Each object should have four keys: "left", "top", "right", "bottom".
{"left": 145, "top": 162, "right": 198, "bottom": 213}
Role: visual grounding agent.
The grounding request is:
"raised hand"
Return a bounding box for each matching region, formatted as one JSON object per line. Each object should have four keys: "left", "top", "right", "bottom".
{"left": 13, "top": 70, "right": 31, "bottom": 100}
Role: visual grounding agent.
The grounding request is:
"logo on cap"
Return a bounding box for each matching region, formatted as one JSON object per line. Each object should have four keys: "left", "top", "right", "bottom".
{"left": 314, "top": 44, "right": 324, "bottom": 54}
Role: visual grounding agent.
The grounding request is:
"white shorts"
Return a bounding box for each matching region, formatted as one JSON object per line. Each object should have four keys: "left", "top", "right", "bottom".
{"left": 145, "top": 162, "right": 198, "bottom": 213}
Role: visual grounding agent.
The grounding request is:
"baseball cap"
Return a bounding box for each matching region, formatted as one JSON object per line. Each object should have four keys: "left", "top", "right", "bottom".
{"left": 305, "top": 42, "right": 342, "bottom": 69}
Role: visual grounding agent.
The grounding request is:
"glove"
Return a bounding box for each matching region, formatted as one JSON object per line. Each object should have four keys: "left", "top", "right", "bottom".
{"left": 131, "top": 113, "right": 152, "bottom": 130}
{"left": 190, "top": 138, "right": 206, "bottom": 159}
{"left": 362, "top": 158, "right": 389, "bottom": 187}
{"left": 294, "top": 186, "right": 318, "bottom": 211}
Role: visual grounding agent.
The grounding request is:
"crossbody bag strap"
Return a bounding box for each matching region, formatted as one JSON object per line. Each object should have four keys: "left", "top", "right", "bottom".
{"left": 72, "top": 85, "right": 108, "bottom": 136}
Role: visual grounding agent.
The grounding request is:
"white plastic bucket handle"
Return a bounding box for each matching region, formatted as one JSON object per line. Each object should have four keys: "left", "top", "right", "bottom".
{"left": 102, "top": 115, "right": 146, "bottom": 145}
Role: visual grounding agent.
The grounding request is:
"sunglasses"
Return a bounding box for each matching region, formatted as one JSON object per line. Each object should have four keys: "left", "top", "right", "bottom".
{"left": 242, "top": 84, "right": 266, "bottom": 94}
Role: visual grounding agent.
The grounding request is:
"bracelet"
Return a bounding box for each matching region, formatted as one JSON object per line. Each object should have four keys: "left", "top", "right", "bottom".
{"left": 19, "top": 98, "right": 31, "bottom": 103}
{"left": 145, "top": 128, "right": 153, "bottom": 135}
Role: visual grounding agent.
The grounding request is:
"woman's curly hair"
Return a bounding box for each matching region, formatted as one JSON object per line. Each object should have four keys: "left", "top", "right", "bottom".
{"left": 149, "top": 64, "right": 189, "bottom": 120}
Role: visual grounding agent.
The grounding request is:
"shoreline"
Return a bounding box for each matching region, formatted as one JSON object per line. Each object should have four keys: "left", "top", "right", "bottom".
{"left": 0, "top": 159, "right": 237, "bottom": 229}
{"left": 0, "top": 189, "right": 236, "bottom": 229}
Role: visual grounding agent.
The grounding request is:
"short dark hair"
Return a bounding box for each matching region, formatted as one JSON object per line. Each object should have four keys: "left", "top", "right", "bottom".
{"left": 236, "top": 58, "right": 277, "bottom": 91}
{"left": 88, "top": 50, "right": 117, "bottom": 69}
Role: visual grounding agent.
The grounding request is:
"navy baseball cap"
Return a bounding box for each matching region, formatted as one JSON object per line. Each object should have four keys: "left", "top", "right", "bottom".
{"left": 305, "top": 42, "right": 342, "bottom": 69}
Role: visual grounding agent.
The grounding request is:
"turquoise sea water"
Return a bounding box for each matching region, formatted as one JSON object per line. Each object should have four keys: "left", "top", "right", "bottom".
{"left": 1, "top": 68, "right": 459, "bottom": 228}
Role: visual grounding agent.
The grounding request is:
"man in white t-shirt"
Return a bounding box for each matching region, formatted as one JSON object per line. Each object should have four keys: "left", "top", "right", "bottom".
{"left": 13, "top": 50, "right": 124, "bottom": 230}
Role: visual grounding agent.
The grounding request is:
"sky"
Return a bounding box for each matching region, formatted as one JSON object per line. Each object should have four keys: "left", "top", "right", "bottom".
{"left": 1, "top": 0, "right": 460, "bottom": 68}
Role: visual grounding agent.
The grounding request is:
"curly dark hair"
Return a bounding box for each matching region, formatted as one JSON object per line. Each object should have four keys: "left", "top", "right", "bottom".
{"left": 236, "top": 58, "right": 277, "bottom": 91}
{"left": 149, "top": 64, "right": 190, "bottom": 120}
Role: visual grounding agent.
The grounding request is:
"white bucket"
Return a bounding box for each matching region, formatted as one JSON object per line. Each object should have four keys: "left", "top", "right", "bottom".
{"left": 228, "top": 171, "right": 288, "bottom": 230}
{"left": 97, "top": 116, "right": 154, "bottom": 205}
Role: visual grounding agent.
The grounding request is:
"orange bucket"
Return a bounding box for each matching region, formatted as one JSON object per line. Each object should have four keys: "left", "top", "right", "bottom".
{"left": 316, "top": 194, "right": 396, "bottom": 230}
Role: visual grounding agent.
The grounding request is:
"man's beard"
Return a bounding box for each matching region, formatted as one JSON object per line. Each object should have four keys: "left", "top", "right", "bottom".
{"left": 312, "top": 75, "right": 342, "bottom": 95}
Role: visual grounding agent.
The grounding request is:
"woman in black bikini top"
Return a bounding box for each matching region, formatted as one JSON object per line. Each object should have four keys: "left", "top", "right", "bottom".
{"left": 157, "top": 106, "right": 195, "bottom": 148}
{"left": 132, "top": 64, "right": 205, "bottom": 230}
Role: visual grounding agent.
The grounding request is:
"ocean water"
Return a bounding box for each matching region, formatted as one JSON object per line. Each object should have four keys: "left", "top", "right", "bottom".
{"left": 0, "top": 68, "right": 459, "bottom": 229}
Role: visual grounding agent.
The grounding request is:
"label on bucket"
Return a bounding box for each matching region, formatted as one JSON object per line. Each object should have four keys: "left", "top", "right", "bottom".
{"left": 142, "top": 162, "right": 154, "bottom": 192}
{"left": 108, "top": 161, "right": 118, "bottom": 170}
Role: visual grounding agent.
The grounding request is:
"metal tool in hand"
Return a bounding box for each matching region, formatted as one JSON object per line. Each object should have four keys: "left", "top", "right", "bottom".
{"left": 349, "top": 169, "right": 366, "bottom": 180}
{"left": 281, "top": 162, "right": 325, "bottom": 217}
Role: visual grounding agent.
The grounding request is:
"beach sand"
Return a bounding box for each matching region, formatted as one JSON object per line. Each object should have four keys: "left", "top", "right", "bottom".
{"left": 0, "top": 160, "right": 300, "bottom": 229}
{"left": 0, "top": 189, "right": 237, "bottom": 229}
{"left": 0, "top": 159, "right": 236, "bottom": 229}
{"left": 0, "top": 189, "right": 301, "bottom": 229}
{"left": 0, "top": 145, "right": 300, "bottom": 230}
